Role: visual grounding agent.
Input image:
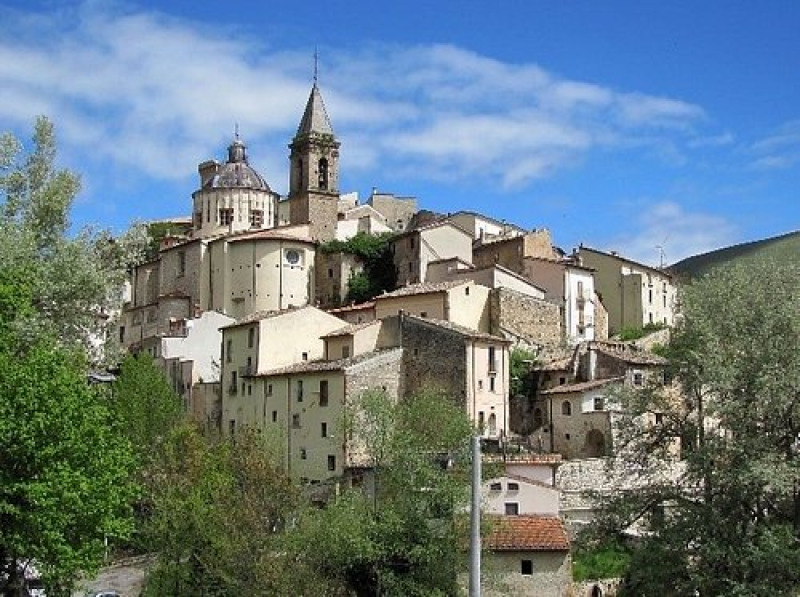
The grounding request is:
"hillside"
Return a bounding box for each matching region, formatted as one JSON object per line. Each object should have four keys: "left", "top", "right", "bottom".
{"left": 669, "top": 230, "right": 800, "bottom": 279}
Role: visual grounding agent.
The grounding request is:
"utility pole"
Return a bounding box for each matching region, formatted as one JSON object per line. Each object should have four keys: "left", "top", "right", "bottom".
{"left": 469, "top": 434, "right": 481, "bottom": 597}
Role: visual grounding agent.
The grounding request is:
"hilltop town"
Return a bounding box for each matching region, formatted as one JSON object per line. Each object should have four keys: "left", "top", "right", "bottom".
{"left": 112, "top": 82, "right": 688, "bottom": 595}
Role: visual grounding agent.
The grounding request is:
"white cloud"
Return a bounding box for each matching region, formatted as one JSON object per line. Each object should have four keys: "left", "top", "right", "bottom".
{"left": 0, "top": 3, "right": 710, "bottom": 196}
{"left": 610, "top": 201, "right": 737, "bottom": 266}
{"left": 749, "top": 120, "right": 800, "bottom": 171}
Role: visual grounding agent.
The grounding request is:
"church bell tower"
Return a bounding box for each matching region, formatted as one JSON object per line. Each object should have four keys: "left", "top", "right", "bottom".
{"left": 288, "top": 82, "right": 340, "bottom": 242}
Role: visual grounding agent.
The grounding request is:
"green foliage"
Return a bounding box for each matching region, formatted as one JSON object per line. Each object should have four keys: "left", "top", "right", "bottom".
{"left": 510, "top": 347, "right": 537, "bottom": 397}
{"left": 111, "top": 354, "right": 184, "bottom": 467}
{"left": 572, "top": 540, "right": 631, "bottom": 582}
{"left": 0, "top": 117, "right": 143, "bottom": 360}
{"left": 292, "top": 388, "right": 474, "bottom": 596}
{"left": 143, "top": 425, "right": 312, "bottom": 596}
{"left": 592, "top": 257, "right": 800, "bottom": 596}
{"left": 0, "top": 337, "right": 137, "bottom": 596}
{"left": 617, "top": 321, "right": 667, "bottom": 341}
{"left": 319, "top": 232, "right": 396, "bottom": 304}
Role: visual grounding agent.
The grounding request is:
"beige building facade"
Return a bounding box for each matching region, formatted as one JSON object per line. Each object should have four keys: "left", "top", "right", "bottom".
{"left": 391, "top": 221, "right": 473, "bottom": 286}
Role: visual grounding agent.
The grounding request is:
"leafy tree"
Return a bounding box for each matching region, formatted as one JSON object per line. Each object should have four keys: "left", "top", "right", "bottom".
{"left": 588, "top": 258, "right": 800, "bottom": 596}
{"left": 291, "top": 388, "right": 474, "bottom": 596}
{"left": 0, "top": 325, "right": 136, "bottom": 596}
{"left": 319, "top": 232, "right": 397, "bottom": 304}
{"left": 111, "top": 354, "right": 184, "bottom": 467}
{"left": 0, "top": 117, "right": 143, "bottom": 360}
{"left": 509, "top": 346, "right": 537, "bottom": 397}
{"left": 142, "top": 425, "right": 314, "bottom": 596}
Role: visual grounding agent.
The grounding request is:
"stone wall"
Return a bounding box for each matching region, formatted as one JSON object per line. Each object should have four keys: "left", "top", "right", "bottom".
{"left": 490, "top": 288, "right": 563, "bottom": 350}
{"left": 314, "top": 251, "right": 364, "bottom": 308}
{"left": 400, "top": 317, "right": 467, "bottom": 407}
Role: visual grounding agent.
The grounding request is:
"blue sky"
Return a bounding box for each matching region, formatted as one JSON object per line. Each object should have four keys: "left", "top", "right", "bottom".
{"left": 1, "top": 1, "right": 798, "bottom": 265}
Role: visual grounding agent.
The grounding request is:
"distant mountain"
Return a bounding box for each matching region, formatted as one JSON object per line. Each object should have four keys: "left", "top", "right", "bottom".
{"left": 669, "top": 230, "right": 800, "bottom": 279}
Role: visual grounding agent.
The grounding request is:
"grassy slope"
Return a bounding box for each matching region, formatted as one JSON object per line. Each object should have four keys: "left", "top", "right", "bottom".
{"left": 669, "top": 230, "right": 799, "bottom": 279}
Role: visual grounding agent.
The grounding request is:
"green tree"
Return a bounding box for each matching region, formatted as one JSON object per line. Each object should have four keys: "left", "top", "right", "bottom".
{"left": 291, "top": 388, "right": 474, "bottom": 596}
{"left": 319, "top": 232, "right": 397, "bottom": 304}
{"left": 111, "top": 354, "right": 184, "bottom": 466}
{"left": 142, "top": 425, "right": 313, "bottom": 596}
{"left": 0, "top": 117, "right": 142, "bottom": 359}
{"left": 588, "top": 258, "right": 800, "bottom": 596}
{"left": 0, "top": 332, "right": 136, "bottom": 596}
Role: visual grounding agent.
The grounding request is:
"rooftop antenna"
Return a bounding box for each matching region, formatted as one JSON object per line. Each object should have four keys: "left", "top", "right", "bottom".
{"left": 656, "top": 235, "right": 669, "bottom": 269}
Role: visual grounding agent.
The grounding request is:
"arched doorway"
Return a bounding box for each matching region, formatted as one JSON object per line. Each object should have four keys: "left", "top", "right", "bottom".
{"left": 584, "top": 429, "right": 606, "bottom": 457}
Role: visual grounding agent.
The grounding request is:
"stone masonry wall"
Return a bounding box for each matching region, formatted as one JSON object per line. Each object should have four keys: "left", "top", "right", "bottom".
{"left": 490, "top": 288, "right": 563, "bottom": 350}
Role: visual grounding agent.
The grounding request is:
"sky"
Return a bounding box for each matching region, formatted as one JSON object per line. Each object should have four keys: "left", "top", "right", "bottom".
{"left": 1, "top": 1, "right": 798, "bottom": 266}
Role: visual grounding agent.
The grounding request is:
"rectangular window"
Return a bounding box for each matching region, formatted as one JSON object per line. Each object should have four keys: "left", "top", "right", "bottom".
{"left": 271, "top": 410, "right": 278, "bottom": 423}
{"left": 219, "top": 208, "right": 234, "bottom": 226}
{"left": 177, "top": 250, "right": 186, "bottom": 277}
{"left": 488, "top": 346, "right": 497, "bottom": 372}
{"left": 507, "top": 482, "right": 520, "bottom": 491}
{"left": 248, "top": 327, "right": 255, "bottom": 348}
{"left": 489, "top": 377, "right": 496, "bottom": 393}
{"left": 300, "top": 448, "right": 307, "bottom": 460}
{"left": 521, "top": 560, "right": 533, "bottom": 575}
{"left": 265, "top": 383, "right": 273, "bottom": 397}
{"left": 489, "top": 482, "right": 502, "bottom": 491}
{"left": 230, "top": 371, "right": 237, "bottom": 393}
{"left": 504, "top": 502, "right": 519, "bottom": 515}
{"left": 319, "top": 380, "right": 329, "bottom": 406}
{"left": 594, "top": 397, "right": 605, "bottom": 411}
{"left": 292, "top": 414, "right": 301, "bottom": 429}
{"left": 249, "top": 209, "right": 263, "bottom": 227}
{"left": 229, "top": 419, "right": 236, "bottom": 436}
{"left": 342, "top": 345, "right": 350, "bottom": 359}
{"left": 226, "top": 339, "right": 232, "bottom": 363}
{"left": 633, "top": 371, "right": 644, "bottom": 386}
{"left": 302, "top": 352, "right": 308, "bottom": 361}
{"left": 119, "top": 326, "right": 125, "bottom": 343}
{"left": 321, "top": 422, "right": 328, "bottom": 438}
{"left": 327, "top": 455, "right": 336, "bottom": 471}
{"left": 297, "top": 380, "right": 304, "bottom": 401}
{"left": 328, "top": 268, "right": 334, "bottom": 278}
{"left": 649, "top": 289, "right": 653, "bottom": 304}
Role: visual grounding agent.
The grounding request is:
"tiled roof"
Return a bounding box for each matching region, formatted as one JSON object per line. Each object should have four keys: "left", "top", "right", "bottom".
{"left": 405, "top": 315, "right": 511, "bottom": 343}
{"left": 326, "top": 301, "right": 376, "bottom": 314}
{"left": 594, "top": 345, "right": 667, "bottom": 366}
{"left": 377, "top": 279, "right": 471, "bottom": 299}
{"left": 220, "top": 305, "right": 311, "bottom": 329}
{"left": 540, "top": 376, "right": 624, "bottom": 395}
{"left": 259, "top": 347, "right": 402, "bottom": 376}
{"left": 226, "top": 227, "right": 314, "bottom": 244}
{"left": 537, "top": 357, "right": 572, "bottom": 371}
{"left": 579, "top": 246, "right": 672, "bottom": 278}
{"left": 321, "top": 320, "right": 381, "bottom": 338}
{"left": 485, "top": 516, "right": 570, "bottom": 552}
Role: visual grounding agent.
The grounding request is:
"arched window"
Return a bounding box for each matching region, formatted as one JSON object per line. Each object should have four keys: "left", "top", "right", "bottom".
{"left": 488, "top": 413, "right": 497, "bottom": 436}
{"left": 561, "top": 400, "right": 572, "bottom": 416}
{"left": 318, "top": 158, "right": 329, "bottom": 190}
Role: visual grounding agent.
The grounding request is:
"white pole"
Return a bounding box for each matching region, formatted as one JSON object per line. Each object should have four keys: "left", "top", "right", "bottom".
{"left": 469, "top": 434, "right": 481, "bottom": 597}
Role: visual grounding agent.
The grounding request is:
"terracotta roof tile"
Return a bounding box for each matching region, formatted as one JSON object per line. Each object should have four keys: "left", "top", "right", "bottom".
{"left": 485, "top": 515, "right": 570, "bottom": 552}
{"left": 376, "top": 279, "right": 471, "bottom": 299}
{"left": 540, "top": 376, "right": 624, "bottom": 395}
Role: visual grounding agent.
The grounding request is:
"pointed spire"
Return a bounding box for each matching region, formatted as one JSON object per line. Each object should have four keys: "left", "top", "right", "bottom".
{"left": 295, "top": 83, "right": 335, "bottom": 139}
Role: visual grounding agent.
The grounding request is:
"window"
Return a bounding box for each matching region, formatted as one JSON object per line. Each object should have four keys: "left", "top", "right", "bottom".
{"left": 520, "top": 560, "right": 533, "bottom": 575}
{"left": 342, "top": 345, "right": 350, "bottom": 359}
{"left": 663, "top": 295, "right": 667, "bottom": 308}
{"left": 409, "top": 236, "right": 415, "bottom": 249}
{"left": 488, "top": 346, "right": 497, "bottom": 372}
{"left": 300, "top": 448, "right": 307, "bottom": 460}
{"left": 478, "top": 411, "right": 485, "bottom": 431}
{"left": 249, "top": 209, "right": 263, "bottom": 227}
{"left": 508, "top": 482, "right": 519, "bottom": 491}
{"left": 420, "top": 311, "right": 427, "bottom": 318}
{"left": 247, "top": 384, "right": 252, "bottom": 396}
{"left": 219, "top": 208, "right": 233, "bottom": 226}
{"left": 321, "top": 422, "right": 328, "bottom": 438}
{"left": 593, "top": 397, "right": 605, "bottom": 411}
{"left": 230, "top": 371, "right": 237, "bottom": 393}
{"left": 633, "top": 371, "right": 644, "bottom": 386}
{"left": 504, "top": 502, "right": 519, "bottom": 515}
{"left": 478, "top": 380, "right": 483, "bottom": 390}
{"left": 292, "top": 414, "right": 301, "bottom": 429}
{"left": 648, "top": 289, "right": 653, "bottom": 304}
{"left": 489, "top": 377, "right": 496, "bottom": 393}
{"left": 489, "top": 482, "right": 502, "bottom": 491}
{"left": 559, "top": 376, "right": 566, "bottom": 385}
{"left": 297, "top": 380, "right": 304, "bottom": 401}
{"left": 655, "top": 413, "right": 664, "bottom": 425}
{"left": 488, "top": 413, "right": 497, "bottom": 435}
{"left": 328, "top": 267, "right": 334, "bottom": 278}
{"left": 319, "top": 380, "right": 329, "bottom": 406}
{"left": 271, "top": 410, "right": 277, "bottom": 423}
{"left": 565, "top": 433, "right": 571, "bottom": 440}
{"left": 285, "top": 249, "right": 301, "bottom": 266}
{"left": 177, "top": 250, "right": 186, "bottom": 277}
{"left": 533, "top": 407, "right": 543, "bottom": 429}
{"left": 327, "top": 455, "right": 336, "bottom": 471}
{"left": 562, "top": 400, "right": 572, "bottom": 416}
{"left": 248, "top": 327, "right": 255, "bottom": 348}
{"left": 318, "top": 158, "right": 329, "bottom": 190}
{"left": 302, "top": 352, "right": 308, "bottom": 361}
{"left": 119, "top": 326, "right": 125, "bottom": 343}
{"left": 465, "top": 286, "right": 470, "bottom": 296}
{"left": 266, "top": 383, "right": 273, "bottom": 397}
{"left": 229, "top": 419, "right": 236, "bottom": 436}
{"left": 577, "top": 280, "right": 584, "bottom": 298}
{"left": 226, "top": 339, "right": 232, "bottom": 363}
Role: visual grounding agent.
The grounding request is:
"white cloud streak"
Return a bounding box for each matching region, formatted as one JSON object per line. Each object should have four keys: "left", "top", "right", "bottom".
{"left": 0, "top": 3, "right": 708, "bottom": 195}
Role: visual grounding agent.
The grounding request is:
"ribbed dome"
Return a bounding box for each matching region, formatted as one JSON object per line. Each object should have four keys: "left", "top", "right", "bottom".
{"left": 203, "top": 134, "right": 272, "bottom": 192}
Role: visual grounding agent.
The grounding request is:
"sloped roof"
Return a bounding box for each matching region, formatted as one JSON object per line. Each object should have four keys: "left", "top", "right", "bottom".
{"left": 326, "top": 301, "right": 376, "bottom": 314}
{"left": 540, "top": 376, "right": 624, "bottom": 395}
{"left": 295, "top": 84, "right": 335, "bottom": 138}
{"left": 220, "top": 305, "right": 313, "bottom": 329}
{"left": 404, "top": 315, "right": 511, "bottom": 344}
{"left": 259, "top": 347, "right": 402, "bottom": 376}
{"left": 377, "top": 279, "right": 471, "bottom": 299}
{"left": 226, "top": 227, "right": 315, "bottom": 244}
{"left": 321, "top": 319, "right": 381, "bottom": 338}
{"left": 485, "top": 516, "right": 570, "bottom": 552}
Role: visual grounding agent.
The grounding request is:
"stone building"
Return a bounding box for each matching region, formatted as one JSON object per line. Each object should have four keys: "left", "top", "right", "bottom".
{"left": 367, "top": 190, "right": 418, "bottom": 232}
{"left": 390, "top": 220, "right": 473, "bottom": 286}
{"left": 577, "top": 246, "right": 676, "bottom": 335}
{"left": 446, "top": 210, "right": 525, "bottom": 242}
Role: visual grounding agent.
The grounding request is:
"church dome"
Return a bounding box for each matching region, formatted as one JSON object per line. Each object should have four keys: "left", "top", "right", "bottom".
{"left": 204, "top": 134, "right": 272, "bottom": 192}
